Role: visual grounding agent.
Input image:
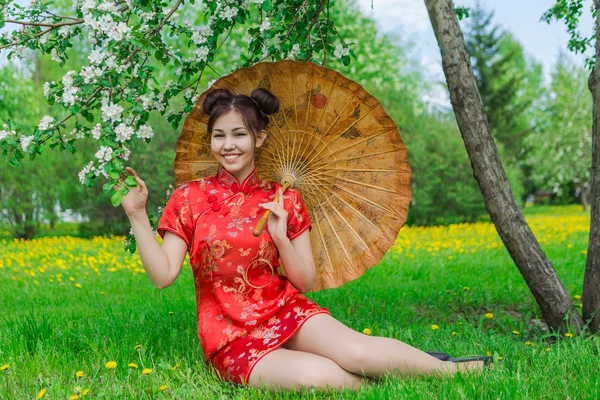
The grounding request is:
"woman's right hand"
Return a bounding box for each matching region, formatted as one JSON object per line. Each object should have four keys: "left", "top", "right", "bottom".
{"left": 120, "top": 167, "right": 148, "bottom": 217}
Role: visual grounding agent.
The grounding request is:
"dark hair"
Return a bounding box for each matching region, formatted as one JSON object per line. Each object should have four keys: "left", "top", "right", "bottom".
{"left": 203, "top": 88, "right": 280, "bottom": 142}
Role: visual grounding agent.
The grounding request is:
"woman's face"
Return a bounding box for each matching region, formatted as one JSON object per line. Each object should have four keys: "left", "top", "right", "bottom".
{"left": 210, "top": 109, "right": 266, "bottom": 181}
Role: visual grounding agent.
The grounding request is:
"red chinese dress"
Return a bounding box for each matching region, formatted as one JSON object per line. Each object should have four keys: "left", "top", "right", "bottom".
{"left": 157, "top": 165, "right": 330, "bottom": 384}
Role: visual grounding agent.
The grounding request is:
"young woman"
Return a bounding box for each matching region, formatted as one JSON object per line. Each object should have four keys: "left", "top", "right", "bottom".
{"left": 121, "top": 88, "right": 492, "bottom": 391}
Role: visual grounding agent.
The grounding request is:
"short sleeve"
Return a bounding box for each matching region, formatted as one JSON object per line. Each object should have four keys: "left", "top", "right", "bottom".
{"left": 157, "top": 185, "right": 194, "bottom": 248}
{"left": 285, "top": 189, "right": 312, "bottom": 240}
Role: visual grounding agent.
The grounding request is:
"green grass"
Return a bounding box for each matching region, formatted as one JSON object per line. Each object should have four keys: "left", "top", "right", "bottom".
{"left": 0, "top": 206, "right": 599, "bottom": 399}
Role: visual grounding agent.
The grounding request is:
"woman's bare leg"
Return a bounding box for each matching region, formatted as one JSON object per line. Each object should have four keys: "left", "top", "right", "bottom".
{"left": 248, "top": 347, "right": 367, "bottom": 391}
{"left": 282, "top": 314, "right": 484, "bottom": 378}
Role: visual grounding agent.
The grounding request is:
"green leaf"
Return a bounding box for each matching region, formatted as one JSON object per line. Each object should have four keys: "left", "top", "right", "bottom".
{"left": 111, "top": 189, "right": 124, "bottom": 207}
{"left": 108, "top": 170, "right": 120, "bottom": 180}
{"left": 262, "top": 0, "right": 272, "bottom": 12}
{"left": 125, "top": 176, "right": 138, "bottom": 187}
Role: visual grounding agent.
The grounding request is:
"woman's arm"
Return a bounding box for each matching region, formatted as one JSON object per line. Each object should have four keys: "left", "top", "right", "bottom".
{"left": 273, "top": 229, "right": 315, "bottom": 293}
{"left": 258, "top": 187, "right": 316, "bottom": 293}
{"left": 128, "top": 211, "right": 187, "bottom": 289}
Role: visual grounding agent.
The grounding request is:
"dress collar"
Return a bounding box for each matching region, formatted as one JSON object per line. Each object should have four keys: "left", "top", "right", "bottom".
{"left": 215, "top": 165, "right": 261, "bottom": 193}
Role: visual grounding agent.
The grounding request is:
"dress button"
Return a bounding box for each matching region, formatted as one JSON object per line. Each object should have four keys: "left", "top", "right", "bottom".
{"left": 208, "top": 195, "right": 217, "bottom": 203}
{"left": 231, "top": 183, "right": 240, "bottom": 192}
{"left": 212, "top": 202, "right": 221, "bottom": 212}
{"left": 243, "top": 186, "right": 252, "bottom": 195}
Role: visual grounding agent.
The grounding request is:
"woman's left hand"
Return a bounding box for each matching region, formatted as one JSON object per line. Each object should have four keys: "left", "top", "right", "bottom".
{"left": 258, "top": 187, "right": 288, "bottom": 244}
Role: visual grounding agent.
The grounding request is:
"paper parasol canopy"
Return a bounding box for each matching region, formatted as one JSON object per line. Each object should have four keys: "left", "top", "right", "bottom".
{"left": 175, "top": 60, "right": 411, "bottom": 291}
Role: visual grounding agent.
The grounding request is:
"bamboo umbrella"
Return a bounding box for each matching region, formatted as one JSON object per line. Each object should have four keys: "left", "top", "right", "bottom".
{"left": 175, "top": 60, "right": 411, "bottom": 291}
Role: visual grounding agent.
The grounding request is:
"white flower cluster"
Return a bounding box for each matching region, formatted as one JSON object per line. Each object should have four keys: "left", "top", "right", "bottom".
{"left": 38, "top": 116, "right": 54, "bottom": 131}
{"left": 80, "top": 65, "right": 105, "bottom": 84}
{"left": 115, "top": 123, "right": 134, "bottom": 142}
{"left": 191, "top": 25, "right": 213, "bottom": 45}
{"left": 78, "top": 161, "right": 108, "bottom": 183}
{"left": 0, "top": 126, "right": 17, "bottom": 141}
{"left": 287, "top": 43, "right": 300, "bottom": 60}
{"left": 137, "top": 124, "right": 154, "bottom": 140}
{"left": 193, "top": 46, "right": 209, "bottom": 63}
{"left": 260, "top": 17, "right": 271, "bottom": 33}
{"left": 61, "top": 71, "right": 80, "bottom": 107}
{"left": 95, "top": 145, "right": 113, "bottom": 162}
{"left": 219, "top": 5, "right": 238, "bottom": 21}
{"left": 43, "top": 82, "right": 52, "bottom": 98}
{"left": 91, "top": 124, "right": 103, "bottom": 139}
{"left": 334, "top": 43, "right": 350, "bottom": 59}
{"left": 83, "top": 11, "right": 131, "bottom": 42}
{"left": 101, "top": 99, "right": 124, "bottom": 123}
{"left": 20, "top": 135, "right": 34, "bottom": 152}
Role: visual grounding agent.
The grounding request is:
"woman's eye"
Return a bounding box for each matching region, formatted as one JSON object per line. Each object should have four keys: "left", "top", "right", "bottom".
{"left": 236, "top": 133, "right": 246, "bottom": 136}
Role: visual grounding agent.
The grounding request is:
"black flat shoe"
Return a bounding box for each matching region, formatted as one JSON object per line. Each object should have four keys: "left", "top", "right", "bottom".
{"left": 426, "top": 351, "right": 451, "bottom": 361}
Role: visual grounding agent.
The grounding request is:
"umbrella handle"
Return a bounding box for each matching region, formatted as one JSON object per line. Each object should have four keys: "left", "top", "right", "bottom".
{"left": 253, "top": 178, "right": 294, "bottom": 237}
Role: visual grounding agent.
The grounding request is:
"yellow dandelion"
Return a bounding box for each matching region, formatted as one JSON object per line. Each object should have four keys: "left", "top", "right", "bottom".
{"left": 69, "top": 277, "right": 75, "bottom": 282}
{"left": 545, "top": 347, "right": 551, "bottom": 351}
{"left": 105, "top": 361, "right": 117, "bottom": 369}
{"left": 172, "top": 364, "right": 180, "bottom": 371}
{"left": 574, "top": 295, "right": 581, "bottom": 299}
{"left": 565, "top": 333, "right": 573, "bottom": 338}
{"left": 134, "top": 344, "right": 142, "bottom": 350}
{"left": 512, "top": 330, "right": 520, "bottom": 335}
{"left": 463, "top": 286, "right": 470, "bottom": 291}
{"left": 142, "top": 368, "right": 152, "bottom": 375}
{"left": 0, "top": 364, "right": 9, "bottom": 371}
{"left": 75, "top": 370, "right": 84, "bottom": 378}
{"left": 159, "top": 385, "right": 168, "bottom": 391}
{"left": 99, "top": 291, "right": 105, "bottom": 295}
{"left": 169, "top": 311, "right": 174, "bottom": 316}
{"left": 128, "top": 363, "right": 138, "bottom": 369}
{"left": 37, "top": 388, "right": 46, "bottom": 399}
{"left": 486, "top": 351, "right": 492, "bottom": 356}
{"left": 485, "top": 313, "right": 494, "bottom": 319}
{"left": 362, "top": 328, "right": 372, "bottom": 335}
{"left": 578, "top": 302, "right": 583, "bottom": 308}
{"left": 525, "top": 341, "right": 534, "bottom": 347}
{"left": 445, "top": 289, "right": 451, "bottom": 294}
{"left": 431, "top": 324, "right": 440, "bottom": 330}
{"left": 75, "top": 283, "right": 82, "bottom": 288}
{"left": 83, "top": 388, "right": 90, "bottom": 396}
{"left": 69, "top": 396, "right": 80, "bottom": 400}
{"left": 452, "top": 331, "right": 457, "bottom": 336}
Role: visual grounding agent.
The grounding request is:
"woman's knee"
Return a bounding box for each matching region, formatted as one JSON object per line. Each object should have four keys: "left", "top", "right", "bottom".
{"left": 337, "top": 339, "right": 372, "bottom": 372}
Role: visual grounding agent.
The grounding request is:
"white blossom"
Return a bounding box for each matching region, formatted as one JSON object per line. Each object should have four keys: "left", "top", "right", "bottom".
{"left": 88, "top": 49, "right": 104, "bottom": 65}
{"left": 114, "top": 123, "right": 133, "bottom": 142}
{"left": 287, "top": 43, "right": 300, "bottom": 60}
{"left": 0, "top": 129, "right": 16, "bottom": 141}
{"left": 78, "top": 161, "right": 95, "bottom": 184}
{"left": 91, "top": 124, "right": 102, "bottom": 140}
{"left": 219, "top": 5, "right": 238, "bottom": 21}
{"left": 193, "top": 46, "right": 209, "bottom": 63}
{"left": 50, "top": 48, "right": 62, "bottom": 63}
{"left": 43, "top": 82, "right": 51, "bottom": 98}
{"left": 137, "top": 124, "right": 154, "bottom": 139}
{"left": 101, "top": 100, "right": 124, "bottom": 123}
{"left": 38, "top": 116, "right": 54, "bottom": 131}
{"left": 260, "top": 17, "right": 270, "bottom": 33}
{"left": 334, "top": 43, "right": 350, "bottom": 59}
{"left": 207, "top": 79, "right": 216, "bottom": 89}
{"left": 95, "top": 145, "right": 113, "bottom": 162}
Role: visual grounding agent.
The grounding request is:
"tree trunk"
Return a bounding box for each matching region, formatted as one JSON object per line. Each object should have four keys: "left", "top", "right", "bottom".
{"left": 581, "top": 184, "right": 590, "bottom": 211}
{"left": 582, "top": 0, "right": 600, "bottom": 334}
{"left": 424, "top": 0, "right": 583, "bottom": 332}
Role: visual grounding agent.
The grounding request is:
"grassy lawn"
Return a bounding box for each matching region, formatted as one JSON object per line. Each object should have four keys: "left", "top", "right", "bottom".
{"left": 1, "top": 205, "right": 599, "bottom": 399}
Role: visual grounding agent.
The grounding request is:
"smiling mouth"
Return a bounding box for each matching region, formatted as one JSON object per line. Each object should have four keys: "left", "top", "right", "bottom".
{"left": 223, "top": 154, "right": 241, "bottom": 160}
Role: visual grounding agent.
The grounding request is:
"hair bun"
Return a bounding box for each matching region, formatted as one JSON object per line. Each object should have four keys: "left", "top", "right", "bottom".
{"left": 203, "top": 88, "right": 233, "bottom": 115}
{"left": 250, "top": 88, "right": 280, "bottom": 115}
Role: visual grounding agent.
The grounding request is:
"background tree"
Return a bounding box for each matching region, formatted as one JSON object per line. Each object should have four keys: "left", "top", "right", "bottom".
{"left": 424, "top": 0, "right": 583, "bottom": 333}
{"left": 523, "top": 53, "right": 592, "bottom": 209}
